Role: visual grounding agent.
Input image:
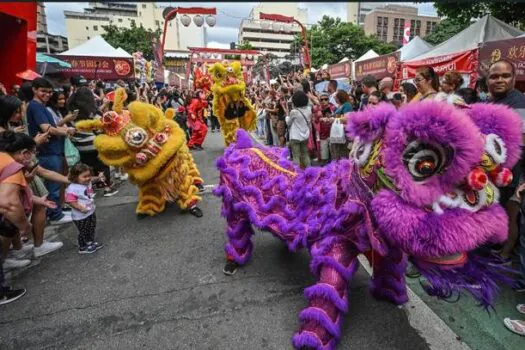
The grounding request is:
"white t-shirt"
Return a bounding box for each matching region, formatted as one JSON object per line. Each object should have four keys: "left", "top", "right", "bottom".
{"left": 65, "top": 183, "right": 96, "bottom": 220}
{"left": 286, "top": 106, "right": 312, "bottom": 142}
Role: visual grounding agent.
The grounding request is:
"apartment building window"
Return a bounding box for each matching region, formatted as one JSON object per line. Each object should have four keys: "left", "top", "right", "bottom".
{"left": 142, "top": 4, "right": 146, "bottom": 9}
{"left": 410, "top": 19, "right": 421, "bottom": 39}
{"left": 425, "top": 21, "right": 437, "bottom": 35}
{"left": 118, "top": 18, "right": 123, "bottom": 23}
{"left": 93, "top": 25, "right": 98, "bottom": 31}
{"left": 87, "top": 36, "right": 90, "bottom": 40}
{"left": 393, "top": 18, "right": 405, "bottom": 43}
{"left": 155, "top": 20, "right": 160, "bottom": 26}
{"left": 376, "top": 16, "right": 388, "bottom": 42}
{"left": 85, "top": 26, "right": 89, "bottom": 30}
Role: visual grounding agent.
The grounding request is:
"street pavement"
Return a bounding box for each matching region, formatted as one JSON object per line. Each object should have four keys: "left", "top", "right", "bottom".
{"left": 0, "top": 132, "right": 487, "bottom": 350}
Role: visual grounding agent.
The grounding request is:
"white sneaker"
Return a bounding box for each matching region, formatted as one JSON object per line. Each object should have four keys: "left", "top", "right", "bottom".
{"left": 9, "top": 250, "right": 31, "bottom": 260}
{"left": 33, "top": 241, "right": 64, "bottom": 258}
{"left": 3, "top": 258, "right": 31, "bottom": 270}
{"left": 50, "top": 214, "right": 73, "bottom": 225}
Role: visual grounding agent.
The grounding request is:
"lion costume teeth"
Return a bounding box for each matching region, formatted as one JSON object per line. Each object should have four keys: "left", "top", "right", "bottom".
{"left": 75, "top": 87, "right": 203, "bottom": 217}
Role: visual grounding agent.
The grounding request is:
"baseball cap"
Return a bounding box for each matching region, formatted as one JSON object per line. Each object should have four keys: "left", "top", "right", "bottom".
{"left": 70, "top": 75, "right": 88, "bottom": 87}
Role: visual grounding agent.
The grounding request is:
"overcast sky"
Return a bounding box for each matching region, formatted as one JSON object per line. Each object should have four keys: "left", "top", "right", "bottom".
{"left": 45, "top": 2, "right": 437, "bottom": 48}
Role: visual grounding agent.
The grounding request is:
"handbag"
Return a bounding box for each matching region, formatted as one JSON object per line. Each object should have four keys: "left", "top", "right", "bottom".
{"left": 330, "top": 118, "right": 347, "bottom": 144}
{"left": 65, "top": 137, "right": 81, "bottom": 167}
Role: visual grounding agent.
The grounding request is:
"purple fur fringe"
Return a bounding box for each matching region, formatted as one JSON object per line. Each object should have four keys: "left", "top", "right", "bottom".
{"left": 412, "top": 253, "right": 520, "bottom": 310}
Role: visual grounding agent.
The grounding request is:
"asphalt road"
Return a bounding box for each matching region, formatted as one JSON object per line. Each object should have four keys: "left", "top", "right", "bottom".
{"left": 0, "top": 132, "right": 430, "bottom": 350}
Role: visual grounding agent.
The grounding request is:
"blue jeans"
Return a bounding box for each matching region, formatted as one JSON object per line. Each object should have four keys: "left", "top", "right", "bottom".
{"left": 38, "top": 154, "right": 64, "bottom": 220}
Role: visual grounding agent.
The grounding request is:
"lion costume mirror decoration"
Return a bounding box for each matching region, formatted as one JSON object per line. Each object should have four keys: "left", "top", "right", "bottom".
{"left": 214, "top": 101, "right": 522, "bottom": 349}
{"left": 75, "top": 88, "right": 204, "bottom": 218}
{"left": 209, "top": 61, "right": 257, "bottom": 146}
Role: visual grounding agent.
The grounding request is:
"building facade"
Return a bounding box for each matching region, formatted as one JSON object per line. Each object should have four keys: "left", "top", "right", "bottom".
{"left": 347, "top": 2, "right": 384, "bottom": 26}
{"left": 363, "top": 5, "right": 440, "bottom": 44}
{"left": 37, "top": 2, "right": 48, "bottom": 33}
{"left": 64, "top": 2, "right": 205, "bottom": 53}
{"left": 36, "top": 2, "right": 69, "bottom": 54}
{"left": 238, "top": 3, "right": 308, "bottom": 59}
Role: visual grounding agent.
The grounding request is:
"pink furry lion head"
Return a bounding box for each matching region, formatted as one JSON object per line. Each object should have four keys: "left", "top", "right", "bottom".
{"left": 347, "top": 101, "right": 522, "bottom": 260}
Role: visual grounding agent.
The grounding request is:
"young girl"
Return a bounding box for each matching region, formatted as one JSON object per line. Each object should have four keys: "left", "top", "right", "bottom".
{"left": 65, "top": 163, "right": 103, "bottom": 254}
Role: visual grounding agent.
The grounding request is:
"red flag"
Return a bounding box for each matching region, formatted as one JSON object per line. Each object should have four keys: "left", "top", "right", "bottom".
{"left": 403, "top": 22, "right": 411, "bottom": 45}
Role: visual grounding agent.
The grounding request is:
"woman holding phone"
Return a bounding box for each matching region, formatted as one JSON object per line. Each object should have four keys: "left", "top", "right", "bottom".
{"left": 47, "top": 90, "right": 78, "bottom": 127}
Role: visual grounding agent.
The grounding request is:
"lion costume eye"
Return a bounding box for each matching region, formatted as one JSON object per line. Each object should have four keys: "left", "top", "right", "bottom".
{"left": 403, "top": 141, "right": 448, "bottom": 182}
{"left": 215, "top": 71, "right": 223, "bottom": 79}
{"left": 485, "top": 133, "right": 507, "bottom": 164}
{"left": 125, "top": 127, "right": 148, "bottom": 148}
{"left": 352, "top": 141, "right": 373, "bottom": 167}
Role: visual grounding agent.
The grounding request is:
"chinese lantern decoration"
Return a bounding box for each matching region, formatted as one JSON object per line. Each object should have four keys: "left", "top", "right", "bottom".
{"left": 206, "top": 15, "right": 216, "bottom": 27}
{"left": 193, "top": 15, "right": 204, "bottom": 27}
{"left": 180, "top": 15, "right": 191, "bottom": 27}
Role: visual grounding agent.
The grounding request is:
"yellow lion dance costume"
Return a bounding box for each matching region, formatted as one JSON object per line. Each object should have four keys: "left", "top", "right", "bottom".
{"left": 209, "top": 61, "right": 257, "bottom": 146}
{"left": 75, "top": 88, "right": 204, "bottom": 218}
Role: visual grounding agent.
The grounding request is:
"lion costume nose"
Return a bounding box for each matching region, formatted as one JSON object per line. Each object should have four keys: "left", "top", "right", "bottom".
{"left": 467, "top": 167, "right": 488, "bottom": 191}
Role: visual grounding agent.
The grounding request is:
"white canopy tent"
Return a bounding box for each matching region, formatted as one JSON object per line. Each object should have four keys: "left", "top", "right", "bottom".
{"left": 352, "top": 49, "right": 379, "bottom": 80}
{"left": 59, "top": 36, "right": 133, "bottom": 58}
{"left": 397, "top": 36, "right": 433, "bottom": 61}
{"left": 407, "top": 15, "right": 522, "bottom": 62}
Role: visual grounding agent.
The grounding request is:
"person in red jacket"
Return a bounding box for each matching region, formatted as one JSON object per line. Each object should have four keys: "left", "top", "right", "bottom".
{"left": 187, "top": 90, "right": 208, "bottom": 150}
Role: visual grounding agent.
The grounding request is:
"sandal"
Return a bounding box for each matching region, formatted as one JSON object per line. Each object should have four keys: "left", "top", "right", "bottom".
{"left": 518, "top": 304, "right": 525, "bottom": 315}
{"left": 503, "top": 318, "right": 525, "bottom": 336}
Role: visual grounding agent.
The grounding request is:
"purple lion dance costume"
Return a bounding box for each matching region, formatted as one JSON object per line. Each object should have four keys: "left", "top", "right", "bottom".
{"left": 213, "top": 101, "right": 522, "bottom": 349}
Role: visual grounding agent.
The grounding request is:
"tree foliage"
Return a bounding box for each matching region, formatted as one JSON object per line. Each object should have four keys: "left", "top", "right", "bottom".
{"left": 423, "top": 18, "right": 471, "bottom": 46}
{"left": 238, "top": 40, "right": 254, "bottom": 50}
{"left": 431, "top": 1, "right": 525, "bottom": 29}
{"left": 101, "top": 20, "right": 161, "bottom": 61}
{"left": 294, "top": 16, "right": 397, "bottom": 68}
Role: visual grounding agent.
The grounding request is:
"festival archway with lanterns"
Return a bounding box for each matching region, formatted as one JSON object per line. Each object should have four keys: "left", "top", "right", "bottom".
{"left": 186, "top": 47, "right": 266, "bottom": 85}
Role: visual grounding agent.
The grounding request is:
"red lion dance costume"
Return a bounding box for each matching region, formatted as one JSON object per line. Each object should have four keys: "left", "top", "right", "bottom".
{"left": 187, "top": 90, "right": 208, "bottom": 149}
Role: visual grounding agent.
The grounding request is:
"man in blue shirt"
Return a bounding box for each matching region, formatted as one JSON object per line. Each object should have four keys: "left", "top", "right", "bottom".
{"left": 26, "top": 78, "right": 75, "bottom": 224}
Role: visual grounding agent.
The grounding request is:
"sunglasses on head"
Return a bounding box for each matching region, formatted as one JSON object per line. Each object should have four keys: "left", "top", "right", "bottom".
{"left": 320, "top": 97, "right": 328, "bottom": 101}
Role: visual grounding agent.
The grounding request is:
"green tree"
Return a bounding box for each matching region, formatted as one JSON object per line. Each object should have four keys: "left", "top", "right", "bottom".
{"left": 101, "top": 20, "right": 161, "bottom": 61}
{"left": 431, "top": 1, "right": 525, "bottom": 29}
{"left": 238, "top": 40, "right": 254, "bottom": 50}
{"left": 423, "top": 18, "right": 471, "bottom": 45}
{"left": 293, "top": 16, "right": 397, "bottom": 68}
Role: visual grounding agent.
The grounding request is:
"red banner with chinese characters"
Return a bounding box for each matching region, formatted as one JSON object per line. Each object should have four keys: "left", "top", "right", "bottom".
{"left": 479, "top": 37, "right": 525, "bottom": 82}
{"left": 328, "top": 61, "right": 352, "bottom": 80}
{"left": 355, "top": 52, "right": 399, "bottom": 81}
{"left": 50, "top": 55, "right": 134, "bottom": 80}
{"left": 401, "top": 50, "right": 475, "bottom": 79}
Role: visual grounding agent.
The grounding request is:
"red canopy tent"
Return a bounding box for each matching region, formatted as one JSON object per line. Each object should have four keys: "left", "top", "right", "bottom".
{"left": 0, "top": 3, "right": 37, "bottom": 89}
{"left": 400, "top": 15, "right": 522, "bottom": 87}
{"left": 186, "top": 47, "right": 264, "bottom": 85}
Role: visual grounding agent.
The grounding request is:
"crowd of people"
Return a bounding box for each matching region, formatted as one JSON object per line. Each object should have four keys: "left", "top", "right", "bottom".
{"left": 1, "top": 59, "right": 525, "bottom": 335}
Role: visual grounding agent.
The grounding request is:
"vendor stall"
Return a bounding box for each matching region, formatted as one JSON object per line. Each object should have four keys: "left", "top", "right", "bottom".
{"left": 401, "top": 15, "right": 522, "bottom": 87}
{"left": 52, "top": 36, "right": 134, "bottom": 81}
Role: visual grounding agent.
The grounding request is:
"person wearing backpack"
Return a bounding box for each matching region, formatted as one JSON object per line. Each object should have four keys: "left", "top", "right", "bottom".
{"left": 285, "top": 91, "right": 312, "bottom": 169}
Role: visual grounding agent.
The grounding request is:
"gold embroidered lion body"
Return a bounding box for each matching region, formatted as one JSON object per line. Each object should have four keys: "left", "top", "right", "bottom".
{"left": 75, "top": 88, "right": 203, "bottom": 216}
{"left": 209, "top": 61, "right": 256, "bottom": 146}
